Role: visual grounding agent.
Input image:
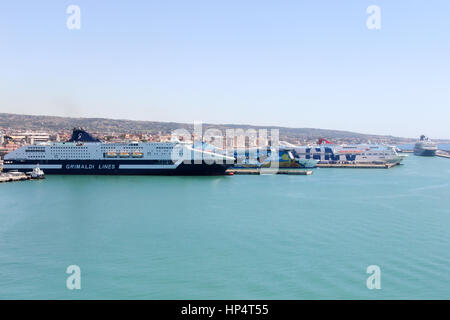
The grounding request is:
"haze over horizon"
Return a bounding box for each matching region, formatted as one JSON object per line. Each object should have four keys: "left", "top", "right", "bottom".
{"left": 3, "top": 111, "right": 448, "bottom": 141}
{"left": 1, "top": 1, "right": 449, "bottom": 139}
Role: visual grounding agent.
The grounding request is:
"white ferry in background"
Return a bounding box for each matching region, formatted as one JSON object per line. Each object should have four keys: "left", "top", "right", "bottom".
{"left": 414, "top": 135, "right": 437, "bottom": 156}
{"left": 3, "top": 128, "right": 235, "bottom": 175}
{"left": 292, "top": 139, "right": 404, "bottom": 164}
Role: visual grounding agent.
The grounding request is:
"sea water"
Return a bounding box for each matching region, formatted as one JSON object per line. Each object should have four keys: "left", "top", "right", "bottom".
{"left": 0, "top": 155, "right": 449, "bottom": 299}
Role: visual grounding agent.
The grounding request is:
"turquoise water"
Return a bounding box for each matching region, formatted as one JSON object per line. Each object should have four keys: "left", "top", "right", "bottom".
{"left": 0, "top": 155, "right": 449, "bottom": 299}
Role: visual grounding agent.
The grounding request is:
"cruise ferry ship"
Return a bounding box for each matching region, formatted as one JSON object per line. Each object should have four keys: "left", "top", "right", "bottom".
{"left": 414, "top": 135, "right": 437, "bottom": 156}
{"left": 2, "top": 128, "right": 235, "bottom": 175}
{"left": 292, "top": 139, "right": 404, "bottom": 164}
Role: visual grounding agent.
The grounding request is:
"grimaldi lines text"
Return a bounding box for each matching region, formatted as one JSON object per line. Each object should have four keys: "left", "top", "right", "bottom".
{"left": 2, "top": 128, "right": 235, "bottom": 175}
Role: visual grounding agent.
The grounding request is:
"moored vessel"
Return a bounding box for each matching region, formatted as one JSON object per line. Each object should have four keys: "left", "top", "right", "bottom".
{"left": 414, "top": 135, "right": 437, "bottom": 156}
{"left": 292, "top": 139, "right": 404, "bottom": 164}
{"left": 230, "top": 147, "right": 318, "bottom": 169}
{"left": 3, "top": 128, "right": 235, "bottom": 175}
{"left": 26, "top": 165, "right": 45, "bottom": 179}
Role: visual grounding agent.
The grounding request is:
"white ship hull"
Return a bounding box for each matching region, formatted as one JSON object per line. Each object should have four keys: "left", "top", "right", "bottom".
{"left": 292, "top": 144, "right": 403, "bottom": 164}
{"left": 3, "top": 128, "right": 235, "bottom": 175}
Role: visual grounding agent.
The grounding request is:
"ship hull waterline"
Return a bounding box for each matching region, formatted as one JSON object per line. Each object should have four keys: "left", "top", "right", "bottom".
{"left": 414, "top": 149, "right": 437, "bottom": 157}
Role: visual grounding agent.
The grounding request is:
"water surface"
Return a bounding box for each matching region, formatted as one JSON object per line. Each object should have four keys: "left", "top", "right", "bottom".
{"left": 0, "top": 155, "right": 449, "bottom": 299}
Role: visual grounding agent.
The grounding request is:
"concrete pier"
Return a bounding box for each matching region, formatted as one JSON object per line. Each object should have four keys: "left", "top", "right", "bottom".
{"left": 0, "top": 171, "right": 45, "bottom": 183}
{"left": 0, "top": 172, "right": 31, "bottom": 183}
{"left": 400, "top": 149, "right": 450, "bottom": 159}
{"left": 316, "top": 162, "right": 400, "bottom": 169}
{"left": 436, "top": 150, "right": 450, "bottom": 159}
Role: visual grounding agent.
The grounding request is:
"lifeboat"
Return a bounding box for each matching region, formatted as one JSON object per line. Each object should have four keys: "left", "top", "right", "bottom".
{"left": 105, "top": 151, "right": 118, "bottom": 158}
{"left": 119, "top": 152, "right": 130, "bottom": 158}
{"left": 132, "top": 151, "right": 144, "bottom": 158}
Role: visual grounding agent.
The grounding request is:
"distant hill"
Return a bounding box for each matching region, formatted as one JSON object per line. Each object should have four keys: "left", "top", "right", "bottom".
{"left": 0, "top": 112, "right": 415, "bottom": 143}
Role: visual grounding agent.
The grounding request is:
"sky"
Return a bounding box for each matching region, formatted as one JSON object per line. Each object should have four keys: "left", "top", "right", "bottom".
{"left": 1, "top": 0, "right": 449, "bottom": 138}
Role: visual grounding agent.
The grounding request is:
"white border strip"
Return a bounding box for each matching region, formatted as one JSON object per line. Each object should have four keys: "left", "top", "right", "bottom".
{"left": 3, "top": 164, "right": 62, "bottom": 169}
{"left": 119, "top": 164, "right": 179, "bottom": 170}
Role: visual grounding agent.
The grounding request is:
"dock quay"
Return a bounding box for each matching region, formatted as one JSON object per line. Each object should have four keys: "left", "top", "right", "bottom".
{"left": 316, "top": 162, "right": 400, "bottom": 169}
{"left": 0, "top": 172, "right": 30, "bottom": 183}
{"left": 436, "top": 150, "right": 450, "bottom": 159}
{"left": 227, "top": 168, "right": 313, "bottom": 175}
{"left": 0, "top": 171, "right": 44, "bottom": 183}
{"left": 400, "top": 150, "right": 450, "bottom": 159}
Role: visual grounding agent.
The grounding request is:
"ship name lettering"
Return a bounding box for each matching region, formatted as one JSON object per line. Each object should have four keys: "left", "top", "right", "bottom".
{"left": 98, "top": 164, "right": 115, "bottom": 169}
{"left": 66, "top": 164, "right": 95, "bottom": 169}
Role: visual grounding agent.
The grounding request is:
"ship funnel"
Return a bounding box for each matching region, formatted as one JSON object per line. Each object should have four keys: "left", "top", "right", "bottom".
{"left": 68, "top": 128, "right": 100, "bottom": 142}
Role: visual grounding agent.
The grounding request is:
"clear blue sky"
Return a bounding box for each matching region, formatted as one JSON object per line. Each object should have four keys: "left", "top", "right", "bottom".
{"left": 1, "top": 1, "right": 449, "bottom": 138}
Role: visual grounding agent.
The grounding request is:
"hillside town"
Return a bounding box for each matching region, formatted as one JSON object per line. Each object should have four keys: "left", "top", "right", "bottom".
{"left": 0, "top": 113, "right": 440, "bottom": 161}
{"left": 0, "top": 128, "right": 173, "bottom": 160}
{"left": 0, "top": 125, "right": 417, "bottom": 161}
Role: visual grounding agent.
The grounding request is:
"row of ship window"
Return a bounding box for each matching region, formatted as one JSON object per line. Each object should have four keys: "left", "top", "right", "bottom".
{"left": 51, "top": 147, "right": 88, "bottom": 149}
{"left": 101, "top": 147, "right": 144, "bottom": 150}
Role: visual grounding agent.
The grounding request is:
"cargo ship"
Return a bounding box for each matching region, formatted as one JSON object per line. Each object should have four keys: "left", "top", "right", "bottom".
{"left": 2, "top": 128, "right": 235, "bottom": 175}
